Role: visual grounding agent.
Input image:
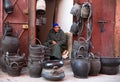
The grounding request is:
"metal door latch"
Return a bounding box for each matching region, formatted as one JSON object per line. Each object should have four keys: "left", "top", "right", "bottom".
{"left": 98, "top": 20, "right": 107, "bottom": 33}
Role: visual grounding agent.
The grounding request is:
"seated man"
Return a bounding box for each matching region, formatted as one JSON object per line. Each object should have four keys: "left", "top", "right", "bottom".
{"left": 44, "top": 23, "right": 67, "bottom": 60}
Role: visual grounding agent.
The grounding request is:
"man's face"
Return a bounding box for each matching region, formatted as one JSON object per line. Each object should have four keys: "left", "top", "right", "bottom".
{"left": 53, "top": 26, "right": 60, "bottom": 32}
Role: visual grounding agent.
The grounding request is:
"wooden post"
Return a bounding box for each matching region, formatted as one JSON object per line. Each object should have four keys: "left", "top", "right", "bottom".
{"left": 28, "top": 0, "right": 36, "bottom": 44}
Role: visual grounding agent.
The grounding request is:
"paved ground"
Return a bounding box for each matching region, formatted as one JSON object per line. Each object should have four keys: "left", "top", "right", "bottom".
{"left": 0, "top": 60, "right": 120, "bottom": 82}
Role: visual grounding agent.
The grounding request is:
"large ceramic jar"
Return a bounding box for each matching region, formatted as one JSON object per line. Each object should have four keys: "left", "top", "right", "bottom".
{"left": 71, "top": 55, "right": 90, "bottom": 78}
{"left": 1, "top": 36, "right": 19, "bottom": 53}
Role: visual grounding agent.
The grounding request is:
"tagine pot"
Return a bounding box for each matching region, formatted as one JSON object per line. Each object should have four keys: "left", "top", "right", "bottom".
{"left": 100, "top": 57, "right": 120, "bottom": 75}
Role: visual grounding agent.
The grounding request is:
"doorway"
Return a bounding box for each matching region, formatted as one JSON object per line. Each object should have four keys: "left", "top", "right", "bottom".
{"left": 36, "top": 0, "right": 73, "bottom": 44}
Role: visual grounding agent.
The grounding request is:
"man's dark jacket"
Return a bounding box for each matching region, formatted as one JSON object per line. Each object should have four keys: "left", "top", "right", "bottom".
{"left": 44, "top": 28, "right": 67, "bottom": 59}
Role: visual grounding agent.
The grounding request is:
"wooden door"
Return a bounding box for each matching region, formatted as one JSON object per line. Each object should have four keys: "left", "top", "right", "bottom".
{"left": 0, "top": 0, "right": 29, "bottom": 55}
{"left": 76, "top": 0, "right": 116, "bottom": 57}
{"left": 92, "top": 0, "right": 115, "bottom": 57}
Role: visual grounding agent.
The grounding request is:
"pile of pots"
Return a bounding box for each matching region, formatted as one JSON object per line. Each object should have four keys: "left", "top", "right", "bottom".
{"left": 71, "top": 52, "right": 101, "bottom": 78}
{"left": 71, "top": 50, "right": 120, "bottom": 79}
{"left": 1, "top": 52, "right": 26, "bottom": 76}
{"left": 28, "top": 41, "right": 51, "bottom": 78}
{"left": 0, "top": 22, "right": 26, "bottom": 76}
{"left": 28, "top": 41, "right": 65, "bottom": 81}
{"left": 28, "top": 44, "right": 44, "bottom": 78}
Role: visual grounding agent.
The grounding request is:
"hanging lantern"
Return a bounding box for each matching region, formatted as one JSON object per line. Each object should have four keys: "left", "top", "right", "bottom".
{"left": 36, "top": 0, "right": 46, "bottom": 15}
{"left": 3, "top": 0, "right": 14, "bottom": 14}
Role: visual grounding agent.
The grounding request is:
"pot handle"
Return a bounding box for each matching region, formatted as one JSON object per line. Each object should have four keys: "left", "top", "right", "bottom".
{"left": 88, "top": 52, "right": 95, "bottom": 59}
{"left": 77, "top": 46, "right": 86, "bottom": 52}
{"left": 2, "top": 29, "right": 7, "bottom": 40}
{"left": 35, "top": 38, "right": 42, "bottom": 45}
{"left": 9, "top": 62, "right": 19, "bottom": 70}
{"left": 78, "top": 37, "right": 87, "bottom": 43}
{"left": 5, "top": 52, "right": 10, "bottom": 65}
{"left": 76, "top": 55, "right": 84, "bottom": 59}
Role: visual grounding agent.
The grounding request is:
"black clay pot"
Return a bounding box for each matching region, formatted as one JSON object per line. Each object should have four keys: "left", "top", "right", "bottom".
{"left": 71, "top": 55, "right": 90, "bottom": 78}
{"left": 100, "top": 57, "right": 120, "bottom": 66}
{"left": 42, "top": 68, "right": 65, "bottom": 81}
{"left": 43, "top": 60, "right": 64, "bottom": 69}
{"left": 100, "top": 66, "right": 119, "bottom": 75}
{"left": 3, "top": 0, "right": 14, "bottom": 14}
{"left": 70, "top": 22, "right": 79, "bottom": 35}
{"left": 89, "top": 53, "right": 101, "bottom": 76}
{"left": 6, "top": 62, "right": 22, "bottom": 76}
{"left": 5, "top": 54, "right": 26, "bottom": 76}
{"left": 28, "top": 61, "right": 42, "bottom": 78}
{"left": 100, "top": 57, "right": 120, "bottom": 75}
{"left": 1, "top": 36, "right": 20, "bottom": 53}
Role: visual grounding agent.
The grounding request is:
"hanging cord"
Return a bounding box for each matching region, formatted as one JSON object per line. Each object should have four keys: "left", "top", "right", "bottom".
{"left": 86, "top": 2, "right": 92, "bottom": 41}
{"left": 86, "top": 2, "right": 93, "bottom": 51}
{"left": 77, "top": 18, "right": 84, "bottom": 38}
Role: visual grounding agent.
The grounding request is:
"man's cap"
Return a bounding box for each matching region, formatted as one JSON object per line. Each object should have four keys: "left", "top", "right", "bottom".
{"left": 53, "top": 23, "right": 59, "bottom": 27}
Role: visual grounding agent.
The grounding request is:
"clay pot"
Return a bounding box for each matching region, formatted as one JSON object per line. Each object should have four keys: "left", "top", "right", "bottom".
{"left": 1, "top": 36, "right": 20, "bottom": 53}
{"left": 70, "top": 22, "right": 79, "bottom": 35}
{"left": 71, "top": 55, "right": 90, "bottom": 78}
{"left": 70, "top": 3, "right": 81, "bottom": 17}
{"left": 42, "top": 68, "right": 65, "bottom": 81}
{"left": 89, "top": 53, "right": 101, "bottom": 76}
{"left": 100, "top": 57, "right": 120, "bottom": 66}
{"left": 6, "top": 62, "right": 22, "bottom": 76}
{"left": 100, "top": 57, "right": 120, "bottom": 75}
{"left": 28, "top": 60, "right": 42, "bottom": 78}
{"left": 5, "top": 53, "right": 26, "bottom": 76}
{"left": 43, "top": 60, "right": 64, "bottom": 69}
{"left": 100, "top": 66, "right": 119, "bottom": 75}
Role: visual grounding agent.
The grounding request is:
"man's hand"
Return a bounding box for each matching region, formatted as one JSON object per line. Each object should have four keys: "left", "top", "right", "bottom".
{"left": 52, "top": 40, "right": 57, "bottom": 45}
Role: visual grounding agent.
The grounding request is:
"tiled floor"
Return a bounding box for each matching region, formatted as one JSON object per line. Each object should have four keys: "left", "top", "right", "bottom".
{"left": 0, "top": 60, "right": 120, "bottom": 82}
